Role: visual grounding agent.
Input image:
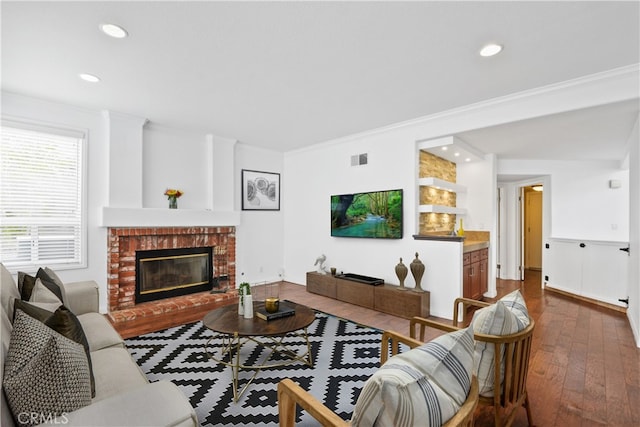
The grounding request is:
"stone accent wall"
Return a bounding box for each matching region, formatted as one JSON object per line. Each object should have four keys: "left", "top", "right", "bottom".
{"left": 419, "top": 213, "right": 457, "bottom": 234}
{"left": 419, "top": 151, "right": 456, "bottom": 181}
{"left": 419, "top": 151, "right": 459, "bottom": 234}
{"left": 107, "top": 227, "right": 236, "bottom": 311}
{"left": 419, "top": 186, "right": 457, "bottom": 207}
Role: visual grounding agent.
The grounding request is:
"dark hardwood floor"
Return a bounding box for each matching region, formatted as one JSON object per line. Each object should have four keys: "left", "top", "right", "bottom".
{"left": 278, "top": 270, "right": 640, "bottom": 426}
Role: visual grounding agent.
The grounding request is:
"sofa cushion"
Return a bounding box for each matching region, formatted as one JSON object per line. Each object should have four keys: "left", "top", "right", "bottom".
{"left": 77, "top": 312, "right": 124, "bottom": 351}
{"left": 1, "top": 264, "right": 20, "bottom": 318}
{"left": 29, "top": 278, "right": 63, "bottom": 305}
{"left": 17, "top": 272, "right": 37, "bottom": 301}
{"left": 3, "top": 310, "right": 91, "bottom": 426}
{"left": 90, "top": 347, "right": 149, "bottom": 402}
{"left": 43, "top": 267, "right": 69, "bottom": 306}
{"left": 471, "top": 300, "right": 525, "bottom": 397}
{"left": 351, "top": 327, "right": 474, "bottom": 427}
{"left": 11, "top": 300, "right": 96, "bottom": 397}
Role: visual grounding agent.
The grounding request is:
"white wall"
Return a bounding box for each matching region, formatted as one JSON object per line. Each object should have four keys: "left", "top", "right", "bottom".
{"left": 234, "top": 143, "right": 284, "bottom": 286}
{"left": 499, "top": 159, "right": 629, "bottom": 241}
{"left": 142, "top": 123, "right": 210, "bottom": 209}
{"left": 283, "top": 126, "right": 477, "bottom": 318}
{"left": 458, "top": 154, "right": 498, "bottom": 297}
{"left": 627, "top": 115, "right": 640, "bottom": 346}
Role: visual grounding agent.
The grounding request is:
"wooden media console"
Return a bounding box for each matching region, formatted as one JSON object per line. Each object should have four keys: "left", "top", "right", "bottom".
{"left": 306, "top": 272, "right": 429, "bottom": 319}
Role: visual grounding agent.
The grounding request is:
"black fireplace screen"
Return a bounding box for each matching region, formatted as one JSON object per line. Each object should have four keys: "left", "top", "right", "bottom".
{"left": 135, "top": 247, "right": 213, "bottom": 303}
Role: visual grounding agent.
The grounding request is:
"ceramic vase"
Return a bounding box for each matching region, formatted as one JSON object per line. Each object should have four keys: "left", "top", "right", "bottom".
{"left": 238, "top": 295, "right": 244, "bottom": 315}
{"left": 243, "top": 294, "right": 253, "bottom": 319}
{"left": 410, "top": 252, "right": 425, "bottom": 292}
{"left": 395, "top": 257, "right": 408, "bottom": 290}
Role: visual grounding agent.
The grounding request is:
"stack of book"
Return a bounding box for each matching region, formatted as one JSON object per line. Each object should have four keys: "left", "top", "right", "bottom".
{"left": 255, "top": 301, "right": 296, "bottom": 321}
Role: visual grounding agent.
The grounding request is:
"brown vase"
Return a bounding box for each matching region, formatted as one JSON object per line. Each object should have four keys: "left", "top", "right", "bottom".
{"left": 410, "top": 252, "right": 425, "bottom": 292}
{"left": 395, "top": 258, "right": 408, "bottom": 290}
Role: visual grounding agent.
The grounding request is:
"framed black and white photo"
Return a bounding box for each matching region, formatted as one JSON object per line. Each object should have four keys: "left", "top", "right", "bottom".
{"left": 241, "top": 169, "right": 280, "bottom": 211}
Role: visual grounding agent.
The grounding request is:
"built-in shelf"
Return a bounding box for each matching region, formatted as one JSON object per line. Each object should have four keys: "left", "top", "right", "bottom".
{"left": 100, "top": 207, "right": 241, "bottom": 227}
{"left": 418, "top": 205, "right": 467, "bottom": 214}
{"left": 418, "top": 177, "right": 467, "bottom": 193}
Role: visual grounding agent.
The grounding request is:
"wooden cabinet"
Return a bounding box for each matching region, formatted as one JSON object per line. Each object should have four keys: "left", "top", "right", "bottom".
{"left": 306, "top": 271, "right": 337, "bottom": 299}
{"left": 463, "top": 248, "right": 488, "bottom": 300}
{"left": 306, "top": 272, "right": 429, "bottom": 318}
{"left": 336, "top": 279, "right": 375, "bottom": 309}
{"left": 374, "top": 285, "right": 429, "bottom": 318}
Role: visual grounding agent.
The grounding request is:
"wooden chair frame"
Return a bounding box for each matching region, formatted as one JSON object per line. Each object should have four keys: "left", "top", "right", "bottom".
{"left": 278, "top": 330, "right": 479, "bottom": 427}
{"left": 411, "top": 297, "right": 535, "bottom": 427}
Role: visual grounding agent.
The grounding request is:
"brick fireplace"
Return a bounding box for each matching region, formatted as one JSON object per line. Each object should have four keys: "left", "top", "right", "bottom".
{"left": 106, "top": 226, "right": 239, "bottom": 337}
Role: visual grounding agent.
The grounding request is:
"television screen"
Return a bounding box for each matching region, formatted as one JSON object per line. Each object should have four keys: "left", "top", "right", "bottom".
{"left": 331, "top": 189, "right": 403, "bottom": 239}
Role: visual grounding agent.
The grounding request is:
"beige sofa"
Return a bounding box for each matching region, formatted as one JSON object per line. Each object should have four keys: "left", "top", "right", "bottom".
{"left": 1, "top": 263, "right": 199, "bottom": 427}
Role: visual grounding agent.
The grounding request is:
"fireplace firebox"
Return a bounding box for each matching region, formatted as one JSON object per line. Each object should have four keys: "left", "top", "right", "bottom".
{"left": 135, "top": 247, "right": 213, "bottom": 303}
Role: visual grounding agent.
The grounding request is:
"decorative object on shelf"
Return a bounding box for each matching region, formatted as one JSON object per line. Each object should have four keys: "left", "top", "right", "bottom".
{"left": 410, "top": 252, "right": 425, "bottom": 292}
{"left": 238, "top": 282, "right": 251, "bottom": 316}
{"left": 241, "top": 169, "right": 280, "bottom": 211}
{"left": 164, "top": 188, "right": 183, "bottom": 209}
{"left": 330, "top": 267, "right": 337, "bottom": 276}
{"left": 314, "top": 254, "right": 328, "bottom": 274}
{"left": 457, "top": 218, "right": 464, "bottom": 237}
{"left": 395, "top": 257, "right": 408, "bottom": 290}
{"left": 264, "top": 282, "right": 280, "bottom": 313}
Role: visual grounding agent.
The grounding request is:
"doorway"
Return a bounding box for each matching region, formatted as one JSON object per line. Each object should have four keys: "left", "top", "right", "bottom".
{"left": 522, "top": 185, "right": 543, "bottom": 277}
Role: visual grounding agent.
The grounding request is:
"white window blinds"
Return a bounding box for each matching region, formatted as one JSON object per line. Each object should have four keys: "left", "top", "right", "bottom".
{"left": 0, "top": 122, "right": 86, "bottom": 271}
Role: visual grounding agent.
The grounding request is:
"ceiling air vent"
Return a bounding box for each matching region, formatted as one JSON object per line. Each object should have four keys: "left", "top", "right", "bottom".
{"left": 351, "top": 153, "right": 368, "bottom": 166}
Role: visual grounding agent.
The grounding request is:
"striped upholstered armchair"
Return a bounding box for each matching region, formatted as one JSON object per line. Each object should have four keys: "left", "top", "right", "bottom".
{"left": 278, "top": 328, "right": 479, "bottom": 427}
{"left": 410, "top": 290, "right": 535, "bottom": 427}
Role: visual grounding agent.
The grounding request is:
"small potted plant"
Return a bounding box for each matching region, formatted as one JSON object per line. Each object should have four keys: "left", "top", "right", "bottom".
{"left": 238, "top": 282, "right": 252, "bottom": 318}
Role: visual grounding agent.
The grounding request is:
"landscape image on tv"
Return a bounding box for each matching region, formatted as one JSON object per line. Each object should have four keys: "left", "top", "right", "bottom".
{"left": 331, "top": 189, "right": 403, "bottom": 239}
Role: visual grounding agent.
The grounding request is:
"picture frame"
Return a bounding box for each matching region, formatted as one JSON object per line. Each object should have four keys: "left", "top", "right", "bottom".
{"left": 241, "top": 169, "right": 280, "bottom": 211}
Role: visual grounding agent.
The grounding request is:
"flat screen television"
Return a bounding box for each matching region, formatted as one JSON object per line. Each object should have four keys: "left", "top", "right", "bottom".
{"left": 331, "top": 189, "right": 403, "bottom": 239}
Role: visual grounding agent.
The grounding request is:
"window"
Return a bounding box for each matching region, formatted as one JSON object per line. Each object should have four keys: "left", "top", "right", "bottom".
{"left": 0, "top": 120, "right": 86, "bottom": 271}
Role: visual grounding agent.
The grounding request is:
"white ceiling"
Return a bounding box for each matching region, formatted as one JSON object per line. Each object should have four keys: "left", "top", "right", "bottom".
{"left": 2, "top": 1, "right": 639, "bottom": 159}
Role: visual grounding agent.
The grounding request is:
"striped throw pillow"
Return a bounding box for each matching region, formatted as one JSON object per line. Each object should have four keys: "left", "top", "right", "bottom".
{"left": 499, "top": 289, "right": 530, "bottom": 329}
{"left": 351, "top": 327, "right": 474, "bottom": 427}
{"left": 471, "top": 299, "right": 527, "bottom": 397}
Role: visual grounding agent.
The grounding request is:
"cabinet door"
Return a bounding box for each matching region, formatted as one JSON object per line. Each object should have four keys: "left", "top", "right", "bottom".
{"left": 470, "top": 261, "right": 481, "bottom": 300}
{"left": 581, "top": 242, "right": 629, "bottom": 306}
{"left": 463, "top": 263, "right": 472, "bottom": 298}
{"left": 479, "top": 258, "right": 488, "bottom": 296}
{"left": 546, "top": 241, "right": 583, "bottom": 294}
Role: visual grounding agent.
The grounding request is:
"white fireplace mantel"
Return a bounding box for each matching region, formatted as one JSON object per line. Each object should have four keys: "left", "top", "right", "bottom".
{"left": 100, "top": 207, "right": 241, "bottom": 227}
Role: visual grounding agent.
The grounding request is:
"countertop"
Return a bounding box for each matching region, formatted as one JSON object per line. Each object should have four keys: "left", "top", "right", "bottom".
{"left": 463, "top": 240, "right": 489, "bottom": 253}
{"left": 413, "top": 232, "right": 489, "bottom": 253}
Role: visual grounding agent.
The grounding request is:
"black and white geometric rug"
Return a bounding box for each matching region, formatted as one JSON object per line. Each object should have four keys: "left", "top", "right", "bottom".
{"left": 125, "top": 311, "right": 383, "bottom": 426}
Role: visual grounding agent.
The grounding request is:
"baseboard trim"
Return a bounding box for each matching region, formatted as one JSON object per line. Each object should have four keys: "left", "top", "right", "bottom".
{"left": 544, "top": 286, "right": 627, "bottom": 314}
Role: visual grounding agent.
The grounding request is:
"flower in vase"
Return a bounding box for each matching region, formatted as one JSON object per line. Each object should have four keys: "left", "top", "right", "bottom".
{"left": 164, "top": 189, "right": 183, "bottom": 199}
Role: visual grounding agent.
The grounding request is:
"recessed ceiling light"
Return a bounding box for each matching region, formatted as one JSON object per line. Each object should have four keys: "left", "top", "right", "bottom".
{"left": 100, "top": 23, "right": 128, "bottom": 39}
{"left": 454, "top": 152, "right": 460, "bottom": 157}
{"left": 79, "top": 73, "right": 100, "bottom": 83}
{"left": 465, "top": 158, "right": 471, "bottom": 162}
{"left": 480, "top": 43, "right": 503, "bottom": 57}
{"left": 441, "top": 146, "right": 448, "bottom": 151}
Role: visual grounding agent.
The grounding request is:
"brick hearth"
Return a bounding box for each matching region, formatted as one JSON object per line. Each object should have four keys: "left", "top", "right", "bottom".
{"left": 107, "top": 226, "right": 238, "bottom": 338}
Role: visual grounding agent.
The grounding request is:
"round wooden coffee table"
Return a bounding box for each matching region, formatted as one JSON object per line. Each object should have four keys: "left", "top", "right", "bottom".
{"left": 203, "top": 302, "right": 316, "bottom": 402}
